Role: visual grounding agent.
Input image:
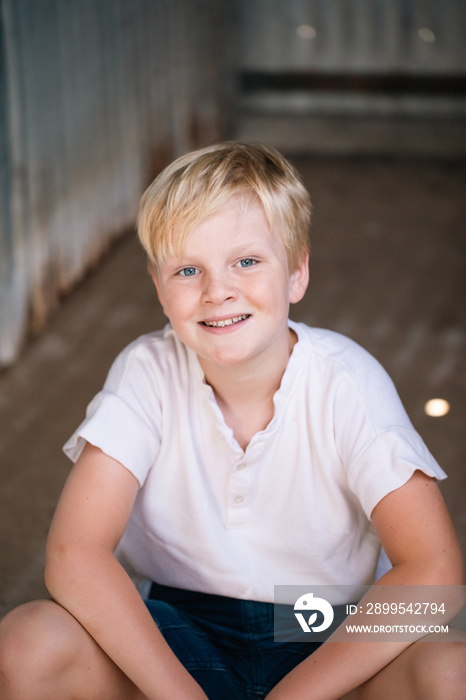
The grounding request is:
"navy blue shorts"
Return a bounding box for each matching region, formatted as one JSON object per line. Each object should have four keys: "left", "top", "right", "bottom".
{"left": 145, "top": 583, "right": 321, "bottom": 700}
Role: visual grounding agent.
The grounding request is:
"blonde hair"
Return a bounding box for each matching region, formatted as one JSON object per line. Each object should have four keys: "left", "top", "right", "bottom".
{"left": 137, "top": 141, "right": 311, "bottom": 273}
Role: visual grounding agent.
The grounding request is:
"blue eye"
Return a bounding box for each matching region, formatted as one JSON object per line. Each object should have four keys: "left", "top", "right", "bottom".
{"left": 239, "top": 258, "right": 256, "bottom": 268}
{"left": 178, "top": 267, "right": 198, "bottom": 277}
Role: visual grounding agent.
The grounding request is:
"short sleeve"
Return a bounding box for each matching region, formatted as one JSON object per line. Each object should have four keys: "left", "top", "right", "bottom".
{"left": 331, "top": 338, "right": 446, "bottom": 519}
{"left": 347, "top": 427, "right": 446, "bottom": 519}
{"left": 63, "top": 336, "right": 163, "bottom": 485}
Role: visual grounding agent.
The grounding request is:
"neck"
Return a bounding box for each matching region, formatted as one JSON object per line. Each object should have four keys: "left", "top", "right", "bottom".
{"left": 198, "top": 327, "right": 297, "bottom": 408}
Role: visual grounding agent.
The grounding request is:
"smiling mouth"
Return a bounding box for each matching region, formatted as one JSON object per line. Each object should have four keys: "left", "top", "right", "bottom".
{"left": 202, "top": 314, "right": 250, "bottom": 328}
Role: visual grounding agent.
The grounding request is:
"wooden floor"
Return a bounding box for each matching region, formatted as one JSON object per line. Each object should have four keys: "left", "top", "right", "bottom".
{"left": 1, "top": 136, "right": 465, "bottom": 617}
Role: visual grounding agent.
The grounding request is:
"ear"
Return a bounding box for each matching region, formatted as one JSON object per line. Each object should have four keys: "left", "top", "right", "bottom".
{"left": 289, "top": 253, "right": 309, "bottom": 304}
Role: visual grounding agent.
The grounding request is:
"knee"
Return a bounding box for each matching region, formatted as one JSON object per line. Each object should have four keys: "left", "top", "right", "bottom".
{"left": 411, "top": 636, "right": 466, "bottom": 700}
{"left": 0, "top": 600, "right": 75, "bottom": 696}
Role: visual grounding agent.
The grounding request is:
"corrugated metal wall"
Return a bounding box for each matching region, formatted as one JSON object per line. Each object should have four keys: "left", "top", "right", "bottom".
{"left": 238, "top": 0, "right": 466, "bottom": 117}
{"left": 240, "top": 0, "right": 466, "bottom": 73}
{"left": 0, "top": 0, "right": 234, "bottom": 368}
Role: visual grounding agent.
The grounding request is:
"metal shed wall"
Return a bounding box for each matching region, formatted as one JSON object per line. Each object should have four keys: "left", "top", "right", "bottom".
{"left": 238, "top": 0, "right": 466, "bottom": 117}
{"left": 239, "top": 0, "right": 466, "bottom": 74}
{"left": 0, "top": 0, "right": 233, "bottom": 367}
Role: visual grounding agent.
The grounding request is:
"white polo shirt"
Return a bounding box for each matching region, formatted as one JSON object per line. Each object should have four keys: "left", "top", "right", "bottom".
{"left": 63, "top": 321, "right": 445, "bottom": 603}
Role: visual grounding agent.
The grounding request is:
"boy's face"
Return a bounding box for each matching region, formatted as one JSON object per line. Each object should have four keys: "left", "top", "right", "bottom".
{"left": 152, "top": 199, "right": 309, "bottom": 373}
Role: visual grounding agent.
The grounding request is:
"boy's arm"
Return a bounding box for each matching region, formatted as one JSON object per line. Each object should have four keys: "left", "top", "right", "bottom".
{"left": 266, "top": 470, "right": 464, "bottom": 700}
{"left": 45, "top": 442, "right": 207, "bottom": 700}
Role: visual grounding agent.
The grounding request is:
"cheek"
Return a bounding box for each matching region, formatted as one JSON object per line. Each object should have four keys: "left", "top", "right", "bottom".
{"left": 246, "top": 274, "right": 279, "bottom": 297}
{"left": 163, "top": 289, "right": 196, "bottom": 323}
{"left": 255, "top": 276, "right": 290, "bottom": 307}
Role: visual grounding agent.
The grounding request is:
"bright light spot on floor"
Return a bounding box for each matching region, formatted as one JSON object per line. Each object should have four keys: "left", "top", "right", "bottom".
{"left": 297, "top": 25, "right": 316, "bottom": 39}
{"left": 418, "top": 28, "right": 436, "bottom": 43}
{"left": 424, "top": 398, "right": 450, "bottom": 417}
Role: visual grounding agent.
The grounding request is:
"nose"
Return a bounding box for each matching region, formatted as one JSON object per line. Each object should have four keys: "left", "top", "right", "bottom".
{"left": 201, "top": 271, "right": 238, "bottom": 305}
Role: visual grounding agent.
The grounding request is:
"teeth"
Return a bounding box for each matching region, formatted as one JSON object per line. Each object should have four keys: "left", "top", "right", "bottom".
{"left": 204, "top": 315, "right": 249, "bottom": 328}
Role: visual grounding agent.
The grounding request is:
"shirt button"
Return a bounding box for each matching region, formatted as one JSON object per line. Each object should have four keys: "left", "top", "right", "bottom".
{"left": 234, "top": 495, "right": 244, "bottom": 504}
{"left": 237, "top": 462, "right": 246, "bottom": 470}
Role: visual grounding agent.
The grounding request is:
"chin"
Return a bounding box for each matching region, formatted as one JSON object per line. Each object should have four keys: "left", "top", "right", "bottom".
{"left": 200, "top": 348, "right": 252, "bottom": 368}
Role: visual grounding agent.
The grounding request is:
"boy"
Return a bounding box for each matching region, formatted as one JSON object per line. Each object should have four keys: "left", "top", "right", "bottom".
{"left": 0, "top": 142, "right": 465, "bottom": 699}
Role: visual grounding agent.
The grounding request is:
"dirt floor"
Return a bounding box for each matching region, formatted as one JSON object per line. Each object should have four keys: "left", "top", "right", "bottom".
{"left": 1, "top": 125, "right": 465, "bottom": 617}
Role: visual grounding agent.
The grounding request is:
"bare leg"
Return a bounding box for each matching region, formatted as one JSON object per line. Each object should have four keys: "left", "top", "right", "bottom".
{"left": 341, "top": 631, "right": 466, "bottom": 700}
{"left": 0, "top": 600, "right": 146, "bottom": 700}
